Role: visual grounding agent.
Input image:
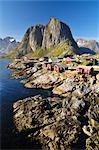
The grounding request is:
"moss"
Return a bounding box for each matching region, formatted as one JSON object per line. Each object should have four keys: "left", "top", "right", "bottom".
{"left": 81, "top": 60, "right": 92, "bottom": 66}
{"left": 48, "top": 41, "right": 75, "bottom": 57}
{"left": 26, "top": 48, "right": 50, "bottom": 59}
{"left": 24, "top": 41, "right": 76, "bottom": 59}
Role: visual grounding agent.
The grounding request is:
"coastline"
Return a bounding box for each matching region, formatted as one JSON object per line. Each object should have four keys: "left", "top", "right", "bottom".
{"left": 7, "top": 57, "right": 99, "bottom": 150}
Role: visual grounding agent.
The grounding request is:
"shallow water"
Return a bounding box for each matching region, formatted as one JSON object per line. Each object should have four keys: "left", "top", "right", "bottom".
{"left": 0, "top": 59, "right": 51, "bottom": 149}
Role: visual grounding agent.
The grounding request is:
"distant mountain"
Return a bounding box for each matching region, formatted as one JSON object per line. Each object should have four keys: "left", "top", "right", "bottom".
{"left": 76, "top": 39, "right": 99, "bottom": 53}
{"left": 0, "top": 37, "right": 19, "bottom": 56}
{"left": 17, "top": 18, "right": 79, "bottom": 58}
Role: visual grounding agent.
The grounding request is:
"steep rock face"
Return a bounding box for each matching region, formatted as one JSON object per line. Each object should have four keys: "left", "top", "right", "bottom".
{"left": 17, "top": 18, "right": 78, "bottom": 57}
{"left": 42, "top": 18, "right": 78, "bottom": 49}
{"left": 17, "top": 25, "right": 45, "bottom": 57}
{"left": 29, "top": 25, "right": 45, "bottom": 51}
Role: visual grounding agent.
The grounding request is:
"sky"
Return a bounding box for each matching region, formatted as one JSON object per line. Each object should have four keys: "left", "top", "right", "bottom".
{"left": 0, "top": 0, "right": 99, "bottom": 41}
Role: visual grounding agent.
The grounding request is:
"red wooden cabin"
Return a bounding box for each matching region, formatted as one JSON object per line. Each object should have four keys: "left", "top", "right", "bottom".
{"left": 76, "top": 67, "right": 94, "bottom": 75}
{"left": 65, "top": 57, "right": 71, "bottom": 64}
{"left": 47, "top": 64, "right": 52, "bottom": 70}
{"left": 42, "top": 63, "right": 47, "bottom": 69}
{"left": 84, "top": 67, "right": 94, "bottom": 75}
{"left": 76, "top": 67, "right": 84, "bottom": 74}
{"left": 54, "top": 65, "right": 60, "bottom": 72}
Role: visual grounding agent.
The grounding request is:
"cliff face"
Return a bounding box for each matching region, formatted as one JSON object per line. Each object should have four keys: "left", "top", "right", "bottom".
{"left": 17, "top": 25, "right": 45, "bottom": 57}
{"left": 17, "top": 18, "right": 78, "bottom": 57}
{"left": 42, "top": 18, "right": 77, "bottom": 49}
{"left": 29, "top": 25, "right": 45, "bottom": 51}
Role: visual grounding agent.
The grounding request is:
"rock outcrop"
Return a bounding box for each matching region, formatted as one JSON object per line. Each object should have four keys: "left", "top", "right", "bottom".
{"left": 42, "top": 18, "right": 77, "bottom": 49}
{"left": 8, "top": 57, "right": 99, "bottom": 149}
{"left": 17, "top": 18, "right": 78, "bottom": 57}
{"left": 17, "top": 25, "right": 45, "bottom": 57}
{"left": 13, "top": 90, "right": 99, "bottom": 150}
{"left": 13, "top": 95, "right": 81, "bottom": 150}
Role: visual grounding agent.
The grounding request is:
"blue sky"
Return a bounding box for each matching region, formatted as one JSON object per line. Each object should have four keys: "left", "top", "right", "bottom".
{"left": 0, "top": 0, "right": 99, "bottom": 41}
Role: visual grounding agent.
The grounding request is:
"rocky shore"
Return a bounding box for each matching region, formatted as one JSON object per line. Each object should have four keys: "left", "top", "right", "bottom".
{"left": 8, "top": 58, "right": 99, "bottom": 150}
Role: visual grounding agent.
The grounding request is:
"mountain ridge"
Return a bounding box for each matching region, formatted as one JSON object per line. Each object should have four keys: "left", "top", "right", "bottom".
{"left": 1, "top": 18, "right": 98, "bottom": 58}
{"left": 0, "top": 37, "right": 19, "bottom": 56}
{"left": 76, "top": 38, "right": 99, "bottom": 53}
{"left": 17, "top": 18, "right": 79, "bottom": 58}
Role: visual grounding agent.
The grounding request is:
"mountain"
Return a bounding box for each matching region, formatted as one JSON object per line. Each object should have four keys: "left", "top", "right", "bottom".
{"left": 77, "top": 39, "right": 99, "bottom": 53}
{"left": 17, "top": 18, "right": 78, "bottom": 58}
{"left": 0, "top": 37, "right": 19, "bottom": 56}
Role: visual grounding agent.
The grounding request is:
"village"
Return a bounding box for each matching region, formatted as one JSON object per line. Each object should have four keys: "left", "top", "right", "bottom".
{"left": 9, "top": 53, "right": 99, "bottom": 74}
{"left": 8, "top": 53, "right": 99, "bottom": 150}
{"left": 7, "top": 53, "right": 99, "bottom": 93}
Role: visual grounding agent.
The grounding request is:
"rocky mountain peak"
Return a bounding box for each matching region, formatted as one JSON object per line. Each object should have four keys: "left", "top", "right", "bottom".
{"left": 17, "top": 18, "right": 78, "bottom": 57}
{"left": 42, "top": 18, "right": 77, "bottom": 49}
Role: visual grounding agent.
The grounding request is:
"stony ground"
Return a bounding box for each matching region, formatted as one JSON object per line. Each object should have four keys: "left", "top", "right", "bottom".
{"left": 8, "top": 59, "right": 99, "bottom": 150}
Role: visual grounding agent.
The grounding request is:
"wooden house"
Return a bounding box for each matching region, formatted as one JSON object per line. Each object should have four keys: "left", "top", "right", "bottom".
{"left": 42, "top": 63, "right": 48, "bottom": 69}
{"left": 76, "top": 67, "right": 84, "bottom": 74}
{"left": 54, "top": 64, "right": 68, "bottom": 72}
{"left": 76, "top": 66, "right": 94, "bottom": 75}
{"left": 84, "top": 67, "right": 94, "bottom": 75}
{"left": 47, "top": 64, "right": 52, "bottom": 70}
{"left": 64, "top": 57, "right": 71, "bottom": 64}
{"left": 54, "top": 65, "right": 60, "bottom": 72}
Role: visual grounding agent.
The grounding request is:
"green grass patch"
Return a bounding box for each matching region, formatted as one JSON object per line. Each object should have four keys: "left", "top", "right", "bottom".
{"left": 48, "top": 41, "right": 75, "bottom": 57}
{"left": 26, "top": 48, "right": 50, "bottom": 59}
{"left": 25, "top": 41, "right": 76, "bottom": 59}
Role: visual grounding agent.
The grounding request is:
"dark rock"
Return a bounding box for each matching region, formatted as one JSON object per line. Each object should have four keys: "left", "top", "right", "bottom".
{"left": 17, "top": 25, "right": 45, "bottom": 57}
{"left": 82, "top": 98, "right": 99, "bottom": 150}
{"left": 13, "top": 95, "right": 81, "bottom": 150}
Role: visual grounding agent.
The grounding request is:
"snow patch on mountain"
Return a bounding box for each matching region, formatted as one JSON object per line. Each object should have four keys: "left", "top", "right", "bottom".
{"left": 9, "top": 38, "right": 15, "bottom": 42}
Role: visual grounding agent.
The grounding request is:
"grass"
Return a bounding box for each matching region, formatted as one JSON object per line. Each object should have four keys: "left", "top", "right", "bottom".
{"left": 3, "top": 41, "right": 76, "bottom": 59}
{"left": 26, "top": 41, "right": 76, "bottom": 59}
{"left": 48, "top": 41, "right": 75, "bottom": 57}
{"left": 26, "top": 48, "right": 50, "bottom": 59}
{"left": 81, "top": 60, "right": 92, "bottom": 66}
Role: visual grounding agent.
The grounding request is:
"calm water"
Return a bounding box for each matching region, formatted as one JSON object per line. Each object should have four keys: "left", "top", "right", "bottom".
{"left": 0, "top": 59, "right": 51, "bottom": 149}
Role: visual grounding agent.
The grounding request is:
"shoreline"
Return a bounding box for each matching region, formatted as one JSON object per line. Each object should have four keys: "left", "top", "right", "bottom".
{"left": 7, "top": 57, "right": 99, "bottom": 150}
